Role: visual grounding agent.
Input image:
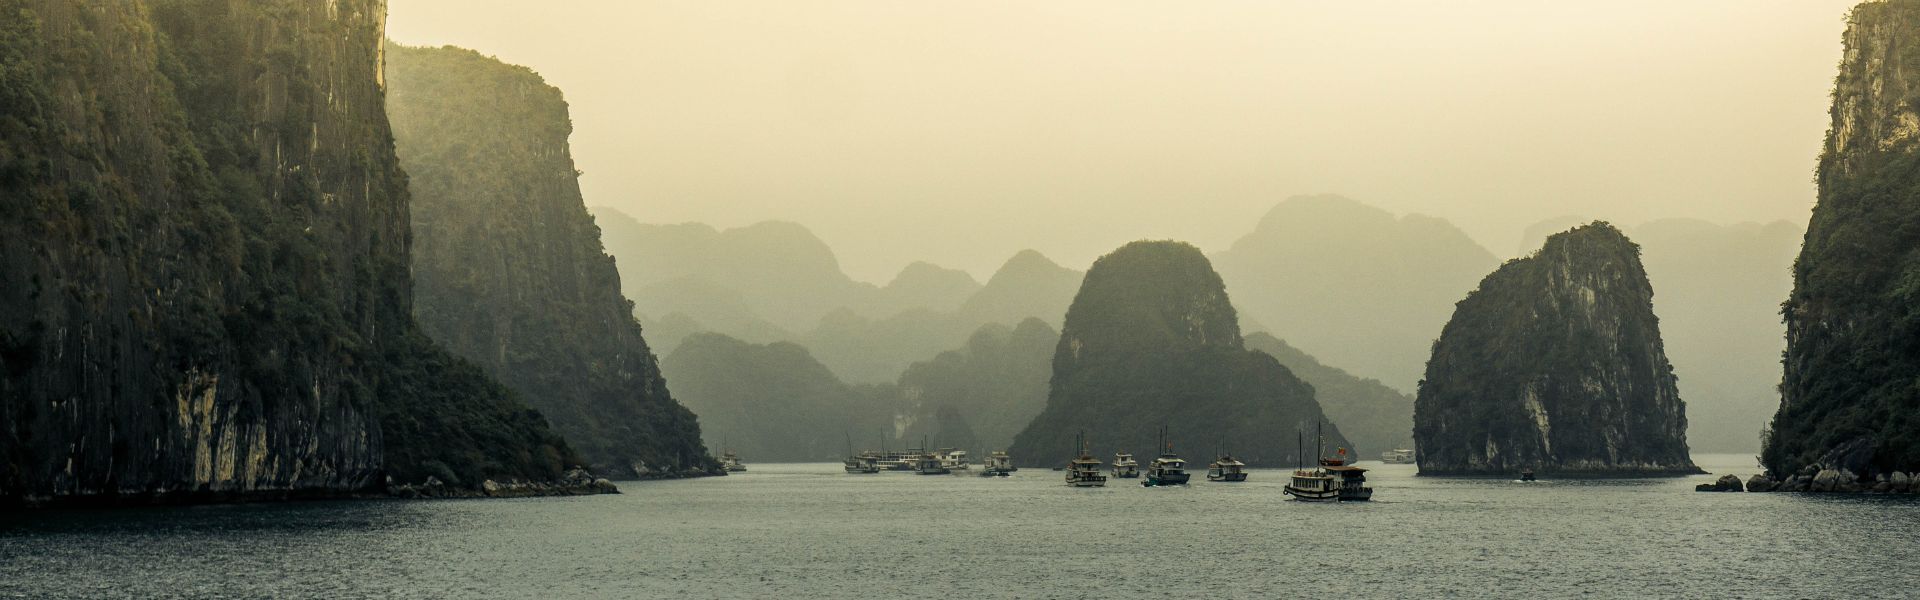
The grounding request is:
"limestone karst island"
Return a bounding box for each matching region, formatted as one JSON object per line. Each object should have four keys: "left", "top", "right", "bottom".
{"left": 1, "top": 0, "right": 1916, "bottom": 597}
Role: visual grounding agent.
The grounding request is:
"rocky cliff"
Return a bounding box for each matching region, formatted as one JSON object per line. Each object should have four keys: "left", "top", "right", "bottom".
{"left": 385, "top": 45, "right": 715, "bottom": 478}
{"left": 1007, "top": 241, "right": 1347, "bottom": 467}
{"left": 1764, "top": 1, "right": 1920, "bottom": 487}
{"left": 1414, "top": 223, "right": 1698, "bottom": 476}
{"left": 0, "top": 0, "right": 577, "bottom": 504}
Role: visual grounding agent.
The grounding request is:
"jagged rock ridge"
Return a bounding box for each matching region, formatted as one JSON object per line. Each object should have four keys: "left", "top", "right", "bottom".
{"left": 1007, "top": 241, "right": 1348, "bottom": 467}
{"left": 1414, "top": 223, "right": 1698, "bottom": 476}
{"left": 385, "top": 45, "right": 716, "bottom": 478}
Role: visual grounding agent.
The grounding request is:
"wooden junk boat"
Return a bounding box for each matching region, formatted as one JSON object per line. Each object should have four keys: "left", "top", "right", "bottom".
{"left": 1282, "top": 427, "right": 1371, "bottom": 502}
{"left": 1065, "top": 433, "right": 1108, "bottom": 487}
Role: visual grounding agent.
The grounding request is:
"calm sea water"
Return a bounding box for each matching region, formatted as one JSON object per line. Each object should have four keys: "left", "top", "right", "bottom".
{"left": 2, "top": 454, "right": 1915, "bottom": 599}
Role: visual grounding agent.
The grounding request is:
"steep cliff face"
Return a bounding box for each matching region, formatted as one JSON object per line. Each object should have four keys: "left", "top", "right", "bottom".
{"left": 1766, "top": 1, "right": 1920, "bottom": 483}
{"left": 1415, "top": 223, "right": 1697, "bottom": 476}
{"left": 1213, "top": 195, "right": 1498, "bottom": 392}
{"left": 0, "top": 0, "right": 575, "bottom": 503}
{"left": 1007, "top": 241, "right": 1347, "bottom": 467}
{"left": 385, "top": 45, "right": 715, "bottom": 478}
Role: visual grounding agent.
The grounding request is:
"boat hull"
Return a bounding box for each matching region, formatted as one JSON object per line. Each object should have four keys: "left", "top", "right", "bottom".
{"left": 1282, "top": 486, "right": 1340, "bottom": 501}
{"left": 1208, "top": 473, "right": 1248, "bottom": 482}
{"left": 1143, "top": 473, "right": 1190, "bottom": 486}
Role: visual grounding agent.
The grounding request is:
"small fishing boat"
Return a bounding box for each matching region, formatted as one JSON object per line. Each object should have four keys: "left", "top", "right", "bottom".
{"left": 1065, "top": 432, "right": 1107, "bottom": 487}
{"left": 1142, "top": 427, "right": 1190, "bottom": 487}
{"left": 980, "top": 451, "right": 1014, "bottom": 477}
{"left": 720, "top": 451, "right": 746, "bottom": 473}
{"left": 1111, "top": 453, "right": 1140, "bottom": 479}
{"left": 1520, "top": 469, "right": 1537, "bottom": 482}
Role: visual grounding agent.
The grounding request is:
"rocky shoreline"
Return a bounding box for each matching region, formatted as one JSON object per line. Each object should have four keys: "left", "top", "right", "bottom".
{"left": 1, "top": 467, "right": 736, "bottom": 508}
{"left": 1695, "top": 472, "right": 1920, "bottom": 493}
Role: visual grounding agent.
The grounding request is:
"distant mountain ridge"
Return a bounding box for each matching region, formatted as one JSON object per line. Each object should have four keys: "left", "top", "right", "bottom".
{"left": 593, "top": 206, "right": 1081, "bottom": 384}
{"left": 1213, "top": 194, "right": 1500, "bottom": 392}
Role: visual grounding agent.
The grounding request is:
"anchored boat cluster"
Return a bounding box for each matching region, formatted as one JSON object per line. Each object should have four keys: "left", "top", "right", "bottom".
{"left": 730, "top": 428, "right": 1373, "bottom": 503}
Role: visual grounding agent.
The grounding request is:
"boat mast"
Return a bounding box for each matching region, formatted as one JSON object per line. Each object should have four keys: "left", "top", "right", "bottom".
{"left": 1295, "top": 429, "right": 1302, "bottom": 469}
{"left": 1316, "top": 421, "right": 1323, "bottom": 464}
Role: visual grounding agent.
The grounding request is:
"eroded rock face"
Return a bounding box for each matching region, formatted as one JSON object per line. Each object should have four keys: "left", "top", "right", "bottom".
{"left": 1006, "top": 241, "right": 1348, "bottom": 467}
{"left": 385, "top": 45, "right": 717, "bottom": 478}
{"left": 1765, "top": 2, "right": 1920, "bottom": 485}
{"left": 0, "top": 0, "right": 578, "bottom": 504}
{"left": 1413, "top": 223, "right": 1699, "bottom": 477}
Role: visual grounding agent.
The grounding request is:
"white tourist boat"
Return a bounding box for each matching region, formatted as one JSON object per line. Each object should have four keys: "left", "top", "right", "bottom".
{"left": 1282, "top": 427, "right": 1371, "bottom": 502}
{"left": 1065, "top": 433, "right": 1107, "bottom": 487}
{"left": 980, "top": 451, "right": 1014, "bottom": 477}
{"left": 1142, "top": 427, "right": 1189, "bottom": 487}
{"left": 1207, "top": 455, "right": 1248, "bottom": 482}
{"left": 720, "top": 451, "right": 746, "bottom": 473}
{"left": 937, "top": 448, "right": 971, "bottom": 471}
{"left": 1111, "top": 452, "right": 1140, "bottom": 479}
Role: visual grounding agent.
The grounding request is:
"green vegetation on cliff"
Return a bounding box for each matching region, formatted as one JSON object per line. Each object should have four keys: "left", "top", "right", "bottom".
{"left": 1766, "top": 1, "right": 1920, "bottom": 479}
{"left": 0, "top": 0, "right": 573, "bottom": 501}
{"left": 1008, "top": 241, "right": 1347, "bottom": 467}
{"left": 385, "top": 45, "right": 715, "bottom": 477}
{"left": 1415, "top": 223, "right": 1697, "bottom": 476}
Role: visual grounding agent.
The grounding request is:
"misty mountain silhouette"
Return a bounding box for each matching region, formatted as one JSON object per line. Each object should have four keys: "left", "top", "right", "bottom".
{"left": 1213, "top": 194, "right": 1499, "bottom": 392}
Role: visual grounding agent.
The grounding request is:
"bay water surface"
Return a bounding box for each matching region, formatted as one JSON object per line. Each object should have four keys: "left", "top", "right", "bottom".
{"left": 3, "top": 454, "right": 1915, "bottom": 599}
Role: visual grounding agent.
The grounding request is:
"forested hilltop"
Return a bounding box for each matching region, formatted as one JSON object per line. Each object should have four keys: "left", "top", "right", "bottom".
{"left": 1766, "top": 1, "right": 1920, "bottom": 484}
{"left": 0, "top": 0, "right": 577, "bottom": 503}
{"left": 385, "top": 45, "right": 716, "bottom": 478}
{"left": 1009, "top": 241, "right": 1349, "bottom": 467}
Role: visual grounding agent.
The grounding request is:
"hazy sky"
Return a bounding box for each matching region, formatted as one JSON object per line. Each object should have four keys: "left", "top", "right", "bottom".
{"left": 388, "top": 1, "right": 1853, "bottom": 283}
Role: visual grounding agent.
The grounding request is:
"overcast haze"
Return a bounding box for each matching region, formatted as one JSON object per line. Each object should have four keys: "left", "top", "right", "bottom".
{"left": 388, "top": 1, "right": 1851, "bottom": 282}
